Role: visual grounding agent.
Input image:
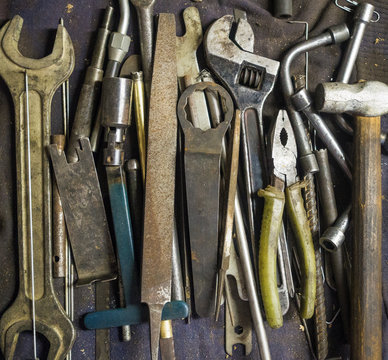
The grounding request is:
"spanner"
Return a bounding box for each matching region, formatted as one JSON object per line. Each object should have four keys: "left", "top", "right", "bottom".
{"left": 205, "top": 14, "right": 279, "bottom": 274}
{"left": 0, "top": 16, "right": 75, "bottom": 359}
{"left": 205, "top": 12, "right": 291, "bottom": 310}
{"left": 205, "top": 15, "right": 274, "bottom": 359}
{"left": 176, "top": 6, "right": 211, "bottom": 131}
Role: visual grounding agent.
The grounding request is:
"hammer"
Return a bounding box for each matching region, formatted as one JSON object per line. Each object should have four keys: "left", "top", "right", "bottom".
{"left": 315, "top": 80, "right": 386, "bottom": 360}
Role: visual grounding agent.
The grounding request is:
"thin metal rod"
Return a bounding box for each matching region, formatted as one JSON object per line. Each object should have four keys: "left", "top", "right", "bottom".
{"left": 60, "top": 18, "right": 68, "bottom": 139}
{"left": 25, "top": 70, "right": 38, "bottom": 360}
{"left": 288, "top": 21, "right": 309, "bottom": 89}
{"left": 59, "top": 20, "right": 74, "bottom": 357}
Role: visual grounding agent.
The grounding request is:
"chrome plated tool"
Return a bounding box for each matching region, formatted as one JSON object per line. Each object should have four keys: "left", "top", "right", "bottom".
{"left": 90, "top": 0, "right": 131, "bottom": 152}
{"left": 204, "top": 13, "right": 279, "bottom": 277}
{"left": 0, "top": 16, "right": 75, "bottom": 360}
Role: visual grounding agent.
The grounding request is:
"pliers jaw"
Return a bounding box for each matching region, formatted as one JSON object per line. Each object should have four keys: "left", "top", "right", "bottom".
{"left": 270, "top": 110, "right": 298, "bottom": 186}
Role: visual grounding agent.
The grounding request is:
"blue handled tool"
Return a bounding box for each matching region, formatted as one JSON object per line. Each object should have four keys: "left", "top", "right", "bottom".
{"left": 84, "top": 76, "right": 188, "bottom": 332}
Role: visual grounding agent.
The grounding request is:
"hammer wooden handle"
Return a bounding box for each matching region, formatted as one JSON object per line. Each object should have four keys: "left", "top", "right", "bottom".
{"left": 352, "top": 115, "right": 382, "bottom": 360}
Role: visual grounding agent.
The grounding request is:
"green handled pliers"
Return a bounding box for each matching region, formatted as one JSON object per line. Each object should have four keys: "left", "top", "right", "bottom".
{"left": 258, "top": 110, "right": 316, "bottom": 328}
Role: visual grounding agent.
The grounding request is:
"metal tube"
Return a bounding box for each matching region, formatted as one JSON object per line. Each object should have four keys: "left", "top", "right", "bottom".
{"left": 52, "top": 135, "right": 67, "bottom": 278}
{"left": 280, "top": 24, "right": 349, "bottom": 175}
{"left": 274, "top": 0, "right": 292, "bottom": 18}
{"left": 235, "top": 193, "right": 271, "bottom": 360}
{"left": 334, "top": 3, "right": 375, "bottom": 134}
{"left": 337, "top": 3, "right": 374, "bottom": 82}
{"left": 315, "top": 149, "right": 350, "bottom": 340}
{"left": 291, "top": 87, "right": 352, "bottom": 180}
{"left": 67, "top": 6, "right": 113, "bottom": 162}
{"left": 320, "top": 205, "right": 351, "bottom": 252}
{"left": 132, "top": 71, "right": 146, "bottom": 181}
{"left": 117, "top": 0, "right": 130, "bottom": 35}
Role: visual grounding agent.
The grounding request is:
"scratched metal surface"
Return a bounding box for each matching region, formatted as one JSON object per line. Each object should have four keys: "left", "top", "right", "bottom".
{"left": 0, "top": 0, "right": 386, "bottom": 359}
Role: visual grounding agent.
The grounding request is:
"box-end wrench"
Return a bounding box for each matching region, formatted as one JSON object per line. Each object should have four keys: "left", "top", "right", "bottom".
{"left": 0, "top": 16, "right": 75, "bottom": 360}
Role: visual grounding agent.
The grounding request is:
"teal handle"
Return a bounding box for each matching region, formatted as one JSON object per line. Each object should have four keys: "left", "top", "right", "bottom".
{"left": 84, "top": 301, "right": 189, "bottom": 329}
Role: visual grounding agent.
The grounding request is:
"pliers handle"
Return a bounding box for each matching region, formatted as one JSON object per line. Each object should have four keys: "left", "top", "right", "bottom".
{"left": 258, "top": 181, "right": 316, "bottom": 328}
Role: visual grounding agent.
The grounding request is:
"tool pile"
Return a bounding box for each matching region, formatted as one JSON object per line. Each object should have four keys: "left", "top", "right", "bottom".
{"left": 0, "top": 0, "right": 386, "bottom": 359}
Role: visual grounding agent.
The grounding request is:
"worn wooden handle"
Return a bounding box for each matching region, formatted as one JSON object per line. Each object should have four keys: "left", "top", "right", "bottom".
{"left": 352, "top": 115, "right": 382, "bottom": 360}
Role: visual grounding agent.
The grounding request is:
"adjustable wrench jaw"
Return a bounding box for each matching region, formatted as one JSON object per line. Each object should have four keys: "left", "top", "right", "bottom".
{"left": 204, "top": 15, "right": 279, "bottom": 110}
{"left": 0, "top": 15, "right": 75, "bottom": 359}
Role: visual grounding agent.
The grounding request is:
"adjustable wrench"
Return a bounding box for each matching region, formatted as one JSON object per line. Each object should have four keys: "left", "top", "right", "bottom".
{"left": 204, "top": 15, "right": 276, "bottom": 359}
{"left": 204, "top": 14, "right": 280, "bottom": 274}
{"left": 0, "top": 16, "right": 75, "bottom": 359}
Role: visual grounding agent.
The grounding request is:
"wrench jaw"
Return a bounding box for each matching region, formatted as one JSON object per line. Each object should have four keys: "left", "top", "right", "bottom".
{"left": 0, "top": 295, "right": 75, "bottom": 360}
{"left": 1, "top": 16, "right": 74, "bottom": 76}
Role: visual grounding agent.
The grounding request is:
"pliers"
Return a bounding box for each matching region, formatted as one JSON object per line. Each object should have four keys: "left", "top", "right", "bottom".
{"left": 258, "top": 110, "right": 316, "bottom": 328}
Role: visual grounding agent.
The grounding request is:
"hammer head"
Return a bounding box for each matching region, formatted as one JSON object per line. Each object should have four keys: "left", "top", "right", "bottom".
{"left": 315, "top": 81, "right": 388, "bottom": 117}
{"left": 204, "top": 15, "right": 279, "bottom": 110}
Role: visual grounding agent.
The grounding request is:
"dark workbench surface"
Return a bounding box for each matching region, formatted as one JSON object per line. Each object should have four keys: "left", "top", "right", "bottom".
{"left": 0, "top": 0, "right": 387, "bottom": 359}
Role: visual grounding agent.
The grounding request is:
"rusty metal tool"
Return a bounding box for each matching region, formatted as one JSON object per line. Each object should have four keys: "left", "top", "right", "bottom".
{"left": 258, "top": 110, "right": 316, "bottom": 328}
{"left": 204, "top": 14, "right": 279, "bottom": 277}
{"left": 292, "top": 75, "right": 328, "bottom": 360}
{"left": 315, "top": 149, "right": 350, "bottom": 341}
{"left": 130, "top": 0, "right": 156, "bottom": 98}
{"left": 204, "top": 15, "right": 272, "bottom": 359}
{"left": 120, "top": 55, "right": 184, "bottom": 357}
{"left": 176, "top": 6, "right": 210, "bottom": 130}
{"left": 52, "top": 135, "right": 67, "bottom": 278}
{"left": 141, "top": 14, "right": 178, "bottom": 360}
{"left": 177, "top": 82, "right": 233, "bottom": 317}
{"left": 175, "top": 6, "right": 208, "bottom": 321}
{"left": 49, "top": 138, "right": 117, "bottom": 286}
{"left": 215, "top": 109, "right": 241, "bottom": 320}
{"left": 0, "top": 16, "right": 75, "bottom": 359}
{"left": 67, "top": 6, "right": 114, "bottom": 163}
{"left": 225, "top": 241, "right": 253, "bottom": 356}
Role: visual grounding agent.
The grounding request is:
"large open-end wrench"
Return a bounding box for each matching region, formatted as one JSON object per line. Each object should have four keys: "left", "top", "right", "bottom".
{"left": 0, "top": 16, "right": 75, "bottom": 359}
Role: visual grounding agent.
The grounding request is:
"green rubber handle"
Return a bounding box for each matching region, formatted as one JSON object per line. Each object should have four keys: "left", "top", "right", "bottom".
{"left": 258, "top": 185, "right": 285, "bottom": 329}
{"left": 285, "top": 181, "right": 316, "bottom": 319}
